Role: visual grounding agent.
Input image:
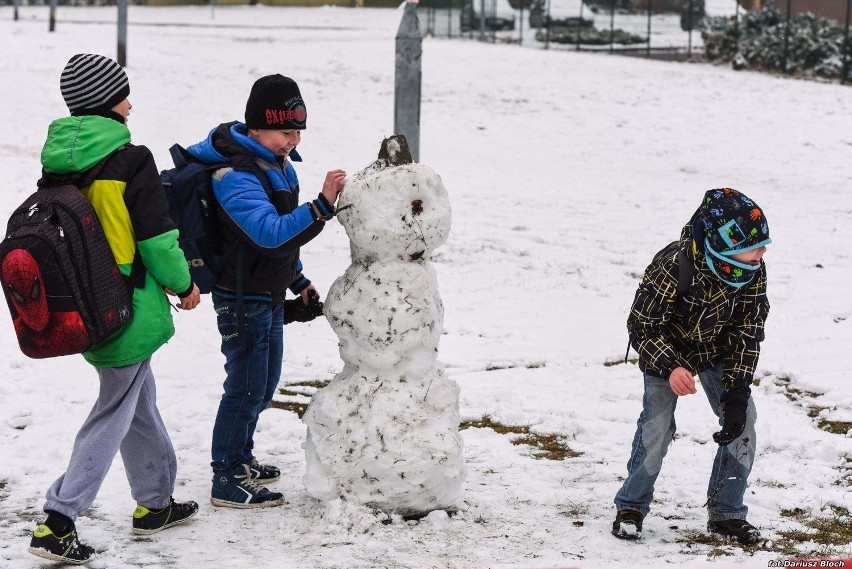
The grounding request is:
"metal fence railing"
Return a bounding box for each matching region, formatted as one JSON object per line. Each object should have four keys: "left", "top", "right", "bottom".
{"left": 418, "top": 0, "right": 852, "bottom": 85}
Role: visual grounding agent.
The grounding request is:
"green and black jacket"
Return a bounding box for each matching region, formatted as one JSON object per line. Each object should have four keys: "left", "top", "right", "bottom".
{"left": 627, "top": 225, "right": 769, "bottom": 397}
{"left": 40, "top": 114, "right": 192, "bottom": 367}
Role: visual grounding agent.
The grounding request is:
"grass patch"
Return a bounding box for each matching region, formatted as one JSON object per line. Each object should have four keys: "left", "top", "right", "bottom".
{"left": 817, "top": 419, "right": 852, "bottom": 436}
{"left": 484, "top": 361, "right": 545, "bottom": 371}
{"left": 603, "top": 357, "right": 638, "bottom": 367}
{"left": 774, "top": 506, "right": 852, "bottom": 557}
{"left": 270, "top": 379, "right": 331, "bottom": 419}
{"left": 774, "top": 377, "right": 850, "bottom": 437}
{"left": 460, "top": 416, "right": 582, "bottom": 460}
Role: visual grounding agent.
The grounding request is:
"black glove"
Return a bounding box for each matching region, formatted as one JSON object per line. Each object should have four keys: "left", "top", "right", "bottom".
{"left": 712, "top": 394, "right": 749, "bottom": 446}
{"left": 283, "top": 291, "right": 324, "bottom": 325}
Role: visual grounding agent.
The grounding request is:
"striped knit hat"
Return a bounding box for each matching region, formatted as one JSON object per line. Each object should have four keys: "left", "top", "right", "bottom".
{"left": 60, "top": 54, "right": 130, "bottom": 113}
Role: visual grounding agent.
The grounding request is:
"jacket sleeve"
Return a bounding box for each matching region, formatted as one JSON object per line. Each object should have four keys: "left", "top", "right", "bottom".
{"left": 214, "top": 169, "right": 323, "bottom": 258}
{"left": 123, "top": 146, "right": 192, "bottom": 295}
{"left": 627, "top": 254, "right": 689, "bottom": 379}
{"left": 718, "top": 264, "right": 769, "bottom": 398}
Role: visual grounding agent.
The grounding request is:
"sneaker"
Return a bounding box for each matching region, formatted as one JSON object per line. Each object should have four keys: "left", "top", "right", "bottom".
{"left": 27, "top": 523, "right": 95, "bottom": 565}
{"left": 210, "top": 464, "right": 286, "bottom": 509}
{"left": 707, "top": 519, "right": 761, "bottom": 545}
{"left": 132, "top": 497, "right": 199, "bottom": 535}
{"left": 249, "top": 458, "right": 280, "bottom": 483}
{"left": 612, "top": 509, "right": 644, "bottom": 540}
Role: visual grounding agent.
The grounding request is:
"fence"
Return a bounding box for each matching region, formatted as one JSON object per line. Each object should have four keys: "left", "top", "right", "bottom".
{"left": 417, "top": 0, "right": 852, "bottom": 84}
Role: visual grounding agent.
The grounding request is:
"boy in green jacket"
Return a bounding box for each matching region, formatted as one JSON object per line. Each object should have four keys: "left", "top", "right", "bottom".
{"left": 27, "top": 54, "right": 201, "bottom": 565}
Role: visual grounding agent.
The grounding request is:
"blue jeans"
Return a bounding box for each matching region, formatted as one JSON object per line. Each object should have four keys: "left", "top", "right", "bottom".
{"left": 210, "top": 294, "right": 284, "bottom": 473}
{"left": 614, "top": 363, "right": 757, "bottom": 521}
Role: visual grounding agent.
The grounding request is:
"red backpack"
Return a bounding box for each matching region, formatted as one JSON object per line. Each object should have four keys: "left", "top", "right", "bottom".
{"left": 0, "top": 151, "right": 139, "bottom": 358}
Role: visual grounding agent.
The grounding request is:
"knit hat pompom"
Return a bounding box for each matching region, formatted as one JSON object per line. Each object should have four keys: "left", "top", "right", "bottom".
{"left": 245, "top": 74, "right": 307, "bottom": 130}
{"left": 60, "top": 53, "right": 130, "bottom": 113}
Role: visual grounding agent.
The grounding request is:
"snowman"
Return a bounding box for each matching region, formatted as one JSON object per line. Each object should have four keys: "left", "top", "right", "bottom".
{"left": 302, "top": 136, "right": 465, "bottom": 517}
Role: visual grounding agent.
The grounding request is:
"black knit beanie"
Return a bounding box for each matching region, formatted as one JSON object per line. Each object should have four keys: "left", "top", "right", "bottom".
{"left": 60, "top": 53, "right": 130, "bottom": 113}
{"left": 244, "top": 74, "right": 307, "bottom": 130}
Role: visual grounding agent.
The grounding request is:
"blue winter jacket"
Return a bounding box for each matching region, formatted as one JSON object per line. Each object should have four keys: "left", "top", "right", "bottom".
{"left": 186, "top": 122, "right": 333, "bottom": 299}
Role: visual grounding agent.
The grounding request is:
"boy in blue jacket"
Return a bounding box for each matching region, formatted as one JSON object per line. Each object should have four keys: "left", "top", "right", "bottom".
{"left": 186, "top": 74, "right": 345, "bottom": 508}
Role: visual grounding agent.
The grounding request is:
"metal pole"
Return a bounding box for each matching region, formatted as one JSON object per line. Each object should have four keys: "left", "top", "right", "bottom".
{"left": 49, "top": 0, "right": 57, "bottom": 32}
{"left": 610, "top": 0, "right": 615, "bottom": 53}
{"left": 646, "top": 0, "right": 652, "bottom": 58}
{"left": 544, "top": 0, "right": 551, "bottom": 48}
{"left": 781, "top": 0, "right": 791, "bottom": 73}
{"left": 734, "top": 0, "right": 739, "bottom": 59}
{"left": 117, "top": 0, "right": 128, "bottom": 67}
{"left": 394, "top": 2, "right": 422, "bottom": 162}
{"left": 576, "top": 0, "right": 583, "bottom": 50}
{"left": 14, "top": 0, "right": 19, "bottom": 22}
{"left": 479, "top": 0, "right": 485, "bottom": 40}
{"left": 687, "top": 0, "right": 693, "bottom": 57}
{"left": 490, "top": 0, "right": 496, "bottom": 42}
{"left": 843, "top": 0, "right": 851, "bottom": 85}
{"left": 448, "top": 0, "right": 452, "bottom": 38}
{"left": 519, "top": 2, "right": 524, "bottom": 45}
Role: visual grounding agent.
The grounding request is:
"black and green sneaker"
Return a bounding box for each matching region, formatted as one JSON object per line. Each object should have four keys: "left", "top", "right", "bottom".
{"left": 132, "top": 497, "right": 199, "bottom": 535}
{"left": 28, "top": 523, "right": 95, "bottom": 565}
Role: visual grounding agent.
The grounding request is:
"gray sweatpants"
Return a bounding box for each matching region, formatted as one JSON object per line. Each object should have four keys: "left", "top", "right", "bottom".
{"left": 43, "top": 357, "right": 177, "bottom": 519}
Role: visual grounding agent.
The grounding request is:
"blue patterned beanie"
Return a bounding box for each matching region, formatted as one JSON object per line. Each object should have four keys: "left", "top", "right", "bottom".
{"left": 691, "top": 188, "right": 771, "bottom": 288}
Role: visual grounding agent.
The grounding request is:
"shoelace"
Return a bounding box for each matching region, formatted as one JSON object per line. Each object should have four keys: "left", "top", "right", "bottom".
{"left": 236, "top": 466, "right": 267, "bottom": 493}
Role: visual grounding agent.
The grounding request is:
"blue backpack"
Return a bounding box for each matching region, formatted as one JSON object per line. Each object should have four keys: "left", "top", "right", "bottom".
{"left": 161, "top": 144, "right": 276, "bottom": 294}
{"left": 161, "top": 144, "right": 229, "bottom": 294}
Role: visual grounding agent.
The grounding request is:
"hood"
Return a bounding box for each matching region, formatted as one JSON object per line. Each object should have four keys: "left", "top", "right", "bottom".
{"left": 185, "top": 121, "right": 302, "bottom": 169}
{"left": 41, "top": 115, "right": 131, "bottom": 174}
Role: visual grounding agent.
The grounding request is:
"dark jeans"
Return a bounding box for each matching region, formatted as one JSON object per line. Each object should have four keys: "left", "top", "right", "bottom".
{"left": 210, "top": 294, "right": 284, "bottom": 473}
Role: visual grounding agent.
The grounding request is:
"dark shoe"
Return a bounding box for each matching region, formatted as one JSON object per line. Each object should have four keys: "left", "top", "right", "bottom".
{"left": 132, "top": 497, "right": 199, "bottom": 535}
{"left": 249, "top": 458, "right": 280, "bottom": 483}
{"left": 612, "top": 509, "right": 644, "bottom": 540}
{"left": 27, "top": 523, "right": 95, "bottom": 565}
{"left": 707, "top": 519, "right": 761, "bottom": 545}
{"left": 211, "top": 464, "right": 286, "bottom": 509}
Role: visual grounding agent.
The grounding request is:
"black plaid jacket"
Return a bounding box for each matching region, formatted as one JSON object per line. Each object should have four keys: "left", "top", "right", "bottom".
{"left": 627, "top": 227, "right": 770, "bottom": 398}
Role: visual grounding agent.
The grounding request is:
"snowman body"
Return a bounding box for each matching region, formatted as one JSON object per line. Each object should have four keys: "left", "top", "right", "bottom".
{"left": 302, "top": 154, "right": 465, "bottom": 516}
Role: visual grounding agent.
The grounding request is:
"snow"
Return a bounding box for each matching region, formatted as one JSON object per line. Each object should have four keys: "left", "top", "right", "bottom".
{"left": 1, "top": 4, "right": 851, "bottom": 569}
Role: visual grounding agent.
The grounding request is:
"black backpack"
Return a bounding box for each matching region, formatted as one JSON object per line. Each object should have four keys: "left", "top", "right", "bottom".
{"left": 624, "top": 241, "right": 695, "bottom": 363}
{"left": 0, "top": 152, "right": 137, "bottom": 358}
{"left": 161, "top": 144, "right": 273, "bottom": 295}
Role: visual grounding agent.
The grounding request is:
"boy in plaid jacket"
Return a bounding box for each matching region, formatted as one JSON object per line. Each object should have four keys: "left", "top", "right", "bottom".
{"left": 612, "top": 188, "right": 771, "bottom": 545}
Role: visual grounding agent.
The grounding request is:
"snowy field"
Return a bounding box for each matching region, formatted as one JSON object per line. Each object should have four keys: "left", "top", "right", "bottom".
{"left": 1, "top": 4, "right": 851, "bottom": 569}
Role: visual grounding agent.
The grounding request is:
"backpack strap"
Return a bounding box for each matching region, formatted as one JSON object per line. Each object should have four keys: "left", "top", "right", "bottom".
{"left": 675, "top": 248, "right": 694, "bottom": 298}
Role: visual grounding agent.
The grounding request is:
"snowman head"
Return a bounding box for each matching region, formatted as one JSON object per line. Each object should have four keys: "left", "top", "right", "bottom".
{"left": 336, "top": 163, "right": 451, "bottom": 263}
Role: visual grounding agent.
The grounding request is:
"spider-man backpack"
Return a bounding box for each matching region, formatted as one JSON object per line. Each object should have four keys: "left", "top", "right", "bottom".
{"left": 0, "top": 150, "right": 138, "bottom": 358}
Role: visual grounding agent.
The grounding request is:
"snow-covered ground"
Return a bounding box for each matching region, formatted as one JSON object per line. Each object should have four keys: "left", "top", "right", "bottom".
{"left": 0, "top": 4, "right": 850, "bottom": 569}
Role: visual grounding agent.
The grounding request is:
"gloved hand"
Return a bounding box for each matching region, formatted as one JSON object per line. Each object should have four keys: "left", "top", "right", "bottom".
{"left": 284, "top": 290, "right": 324, "bottom": 325}
{"left": 712, "top": 394, "right": 749, "bottom": 446}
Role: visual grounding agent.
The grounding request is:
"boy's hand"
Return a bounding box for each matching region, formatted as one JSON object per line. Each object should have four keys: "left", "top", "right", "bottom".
{"left": 321, "top": 169, "right": 346, "bottom": 206}
{"left": 713, "top": 394, "right": 749, "bottom": 445}
{"left": 284, "top": 290, "right": 324, "bottom": 324}
{"left": 669, "top": 367, "right": 697, "bottom": 396}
